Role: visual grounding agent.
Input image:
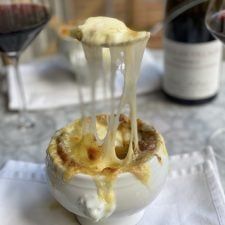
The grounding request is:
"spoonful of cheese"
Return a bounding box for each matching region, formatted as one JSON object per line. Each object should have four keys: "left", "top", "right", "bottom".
{"left": 70, "top": 16, "right": 150, "bottom": 46}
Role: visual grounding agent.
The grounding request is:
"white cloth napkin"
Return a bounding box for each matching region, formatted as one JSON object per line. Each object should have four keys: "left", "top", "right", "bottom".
{"left": 0, "top": 147, "right": 224, "bottom": 225}
{"left": 8, "top": 50, "right": 163, "bottom": 111}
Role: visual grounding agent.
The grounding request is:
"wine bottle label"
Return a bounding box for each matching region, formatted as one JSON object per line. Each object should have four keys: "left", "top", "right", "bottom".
{"left": 163, "top": 38, "right": 223, "bottom": 100}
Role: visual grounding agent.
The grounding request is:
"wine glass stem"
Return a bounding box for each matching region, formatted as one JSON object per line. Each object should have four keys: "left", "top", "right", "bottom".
{"left": 10, "top": 55, "right": 34, "bottom": 129}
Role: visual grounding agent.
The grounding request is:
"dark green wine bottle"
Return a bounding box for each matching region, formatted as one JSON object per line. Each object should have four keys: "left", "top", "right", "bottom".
{"left": 163, "top": 0, "right": 222, "bottom": 105}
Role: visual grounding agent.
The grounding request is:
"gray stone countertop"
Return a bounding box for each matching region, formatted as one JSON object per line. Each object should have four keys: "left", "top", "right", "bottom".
{"left": 1, "top": 82, "right": 225, "bottom": 188}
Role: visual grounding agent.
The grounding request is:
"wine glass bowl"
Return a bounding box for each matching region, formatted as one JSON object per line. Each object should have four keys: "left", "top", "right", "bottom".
{"left": 0, "top": 2, "right": 51, "bottom": 54}
{"left": 0, "top": 0, "right": 55, "bottom": 147}
{"left": 205, "top": 0, "right": 225, "bottom": 43}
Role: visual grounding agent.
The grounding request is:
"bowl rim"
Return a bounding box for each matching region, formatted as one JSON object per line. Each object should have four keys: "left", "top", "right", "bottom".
{"left": 46, "top": 118, "right": 168, "bottom": 185}
{"left": 46, "top": 144, "right": 168, "bottom": 189}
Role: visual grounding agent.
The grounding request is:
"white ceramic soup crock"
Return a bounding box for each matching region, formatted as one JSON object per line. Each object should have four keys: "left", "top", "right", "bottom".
{"left": 46, "top": 141, "right": 168, "bottom": 225}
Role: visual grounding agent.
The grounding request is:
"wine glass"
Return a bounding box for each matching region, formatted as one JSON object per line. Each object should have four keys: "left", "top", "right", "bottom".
{"left": 205, "top": 0, "right": 225, "bottom": 161}
{"left": 0, "top": 0, "right": 55, "bottom": 147}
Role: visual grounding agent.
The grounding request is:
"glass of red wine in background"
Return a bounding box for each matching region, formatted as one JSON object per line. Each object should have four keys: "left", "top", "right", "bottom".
{"left": 205, "top": 0, "right": 225, "bottom": 161}
{"left": 0, "top": 0, "right": 54, "bottom": 146}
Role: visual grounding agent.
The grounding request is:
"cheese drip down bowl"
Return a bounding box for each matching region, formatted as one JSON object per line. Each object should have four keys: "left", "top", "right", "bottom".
{"left": 45, "top": 115, "right": 169, "bottom": 225}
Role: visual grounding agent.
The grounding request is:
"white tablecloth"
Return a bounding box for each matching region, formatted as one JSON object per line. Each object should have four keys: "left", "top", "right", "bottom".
{"left": 0, "top": 147, "right": 224, "bottom": 225}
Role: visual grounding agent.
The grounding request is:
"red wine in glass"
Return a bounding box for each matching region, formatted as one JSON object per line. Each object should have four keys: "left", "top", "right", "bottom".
{"left": 0, "top": 3, "right": 51, "bottom": 53}
{"left": 0, "top": 1, "right": 55, "bottom": 147}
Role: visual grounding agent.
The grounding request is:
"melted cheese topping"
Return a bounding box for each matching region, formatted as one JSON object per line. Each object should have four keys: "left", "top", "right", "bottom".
{"left": 48, "top": 114, "right": 161, "bottom": 175}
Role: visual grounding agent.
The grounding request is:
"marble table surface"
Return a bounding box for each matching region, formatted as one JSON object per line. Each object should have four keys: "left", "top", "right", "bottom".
{"left": 1, "top": 78, "right": 225, "bottom": 188}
